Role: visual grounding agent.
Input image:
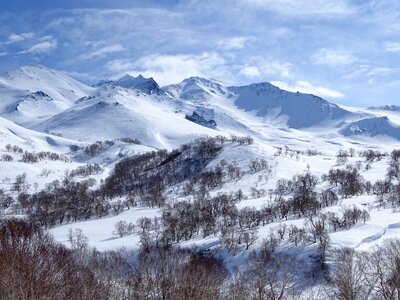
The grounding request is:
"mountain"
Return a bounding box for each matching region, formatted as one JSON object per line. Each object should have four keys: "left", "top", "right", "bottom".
{"left": 341, "top": 116, "right": 400, "bottom": 140}
{"left": 97, "top": 74, "right": 162, "bottom": 95}
{"left": 368, "top": 105, "right": 400, "bottom": 112}
{"left": 229, "top": 82, "right": 351, "bottom": 128}
{"left": 0, "top": 64, "right": 94, "bottom": 104}
{"left": 0, "top": 115, "right": 79, "bottom": 153}
{"left": 0, "top": 64, "right": 94, "bottom": 124}
{"left": 34, "top": 85, "right": 219, "bottom": 148}
{"left": 163, "top": 76, "right": 229, "bottom": 101}
{"left": 164, "top": 77, "right": 351, "bottom": 129}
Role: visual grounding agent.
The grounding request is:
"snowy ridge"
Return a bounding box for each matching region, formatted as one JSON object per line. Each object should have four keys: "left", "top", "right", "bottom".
{"left": 0, "top": 64, "right": 94, "bottom": 104}
{"left": 341, "top": 116, "right": 400, "bottom": 140}
{"left": 368, "top": 105, "right": 400, "bottom": 112}
{"left": 0, "top": 65, "right": 95, "bottom": 125}
{"left": 163, "top": 76, "right": 229, "bottom": 101}
{"left": 230, "top": 82, "right": 350, "bottom": 128}
{"left": 34, "top": 85, "right": 220, "bottom": 148}
{"left": 98, "top": 74, "right": 162, "bottom": 95}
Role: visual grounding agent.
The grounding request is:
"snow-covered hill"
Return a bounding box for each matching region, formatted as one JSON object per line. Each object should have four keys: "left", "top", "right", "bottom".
{"left": 0, "top": 64, "right": 94, "bottom": 125}
{"left": 369, "top": 105, "right": 400, "bottom": 112}
{"left": 341, "top": 116, "right": 400, "bottom": 140}
{"left": 97, "top": 74, "right": 162, "bottom": 95}
{"left": 230, "top": 82, "right": 351, "bottom": 128}
{"left": 34, "top": 85, "right": 219, "bottom": 148}
{"left": 163, "top": 76, "right": 229, "bottom": 101}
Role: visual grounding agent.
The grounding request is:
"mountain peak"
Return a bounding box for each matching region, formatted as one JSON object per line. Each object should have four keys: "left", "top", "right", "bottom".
{"left": 163, "top": 76, "right": 228, "bottom": 100}
{"left": 369, "top": 105, "right": 400, "bottom": 112}
{"left": 98, "top": 74, "right": 161, "bottom": 95}
{"left": 181, "top": 76, "right": 224, "bottom": 86}
{"left": 229, "top": 81, "right": 349, "bottom": 128}
{"left": 0, "top": 64, "right": 94, "bottom": 117}
{"left": 2, "top": 64, "right": 58, "bottom": 81}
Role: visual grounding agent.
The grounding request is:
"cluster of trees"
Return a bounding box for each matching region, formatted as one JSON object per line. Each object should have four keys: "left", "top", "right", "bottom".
{"left": 84, "top": 140, "right": 114, "bottom": 157}
{"left": 21, "top": 150, "right": 70, "bottom": 163}
{"left": 324, "top": 166, "right": 365, "bottom": 197}
{"left": 0, "top": 189, "right": 13, "bottom": 210}
{"left": 131, "top": 172, "right": 368, "bottom": 256}
{"left": 1, "top": 154, "right": 13, "bottom": 161}
{"left": 228, "top": 134, "right": 253, "bottom": 145}
{"left": 102, "top": 136, "right": 245, "bottom": 199}
{"left": 3, "top": 137, "right": 251, "bottom": 226}
{"left": 336, "top": 148, "right": 387, "bottom": 166}
{"left": 44, "top": 129, "right": 63, "bottom": 137}
{"left": 67, "top": 163, "right": 103, "bottom": 178}
{"left": 16, "top": 178, "right": 112, "bottom": 227}
{"left": 274, "top": 145, "right": 302, "bottom": 159}
{"left": 4, "top": 218, "right": 400, "bottom": 300}
{"left": 118, "top": 137, "right": 141, "bottom": 145}
{"left": 3, "top": 144, "right": 69, "bottom": 163}
{"left": 7, "top": 143, "right": 400, "bottom": 298}
{"left": 274, "top": 145, "right": 321, "bottom": 159}
{"left": 359, "top": 149, "right": 386, "bottom": 163}
{"left": 0, "top": 219, "right": 229, "bottom": 299}
{"left": 0, "top": 219, "right": 102, "bottom": 299}
{"left": 5, "top": 144, "right": 23, "bottom": 154}
{"left": 326, "top": 240, "right": 400, "bottom": 299}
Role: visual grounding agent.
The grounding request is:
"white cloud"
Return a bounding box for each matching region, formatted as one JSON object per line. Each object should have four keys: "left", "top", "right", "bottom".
{"left": 218, "top": 37, "right": 248, "bottom": 50}
{"left": 107, "top": 52, "right": 230, "bottom": 86}
{"left": 20, "top": 36, "right": 57, "bottom": 54}
{"left": 261, "top": 60, "right": 293, "bottom": 78}
{"left": 271, "top": 80, "right": 345, "bottom": 98}
{"left": 63, "top": 70, "right": 100, "bottom": 82}
{"left": 240, "top": 66, "right": 261, "bottom": 77}
{"left": 5, "top": 32, "right": 34, "bottom": 44}
{"left": 241, "top": 0, "right": 355, "bottom": 16}
{"left": 106, "top": 58, "right": 135, "bottom": 73}
{"left": 238, "top": 57, "right": 293, "bottom": 79}
{"left": 81, "top": 44, "right": 125, "bottom": 60}
{"left": 385, "top": 42, "right": 400, "bottom": 53}
{"left": 312, "top": 48, "right": 355, "bottom": 66}
{"left": 346, "top": 64, "right": 395, "bottom": 80}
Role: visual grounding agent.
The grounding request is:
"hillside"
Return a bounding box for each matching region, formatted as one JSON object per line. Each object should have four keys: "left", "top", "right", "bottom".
{"left": 0, "top": 65, "right": 94, "bottom": 125}
{"left": 2, "top": 64, "right": 400, "bottom": 299}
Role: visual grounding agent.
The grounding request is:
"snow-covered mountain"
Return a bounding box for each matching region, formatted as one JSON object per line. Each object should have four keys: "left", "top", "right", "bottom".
{"left": 369, "top": 105, "right": 400, "bottom": 112}
{"left": 96, "top": 74, "right": 162, "bottom": 95}
{"left": 163, "top": 76, "right": 229, "bottom": 101}
{"left": 341, "top": 116, "right": 400, "bottom": 140}
{"left": 229, "top": 82, "right": 351, "bottom": 128}
{"left": 0, "top": 64, "right": 400, "bottom": 148}
{"left": 0, "top": 64, "right": 94, "bottom": 125}
{"left": 34, "top": 85, "right": 219, "bottom": 148}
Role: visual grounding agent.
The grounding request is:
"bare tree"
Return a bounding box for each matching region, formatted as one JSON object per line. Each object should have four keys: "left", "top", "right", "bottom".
{"left": 327, "top": 248, "right": 373, "bottom": 300}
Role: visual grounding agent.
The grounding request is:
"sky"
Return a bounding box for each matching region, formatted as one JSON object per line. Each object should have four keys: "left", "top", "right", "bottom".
{"left": 0, "top": 0, "right": 400, "bottom": 106}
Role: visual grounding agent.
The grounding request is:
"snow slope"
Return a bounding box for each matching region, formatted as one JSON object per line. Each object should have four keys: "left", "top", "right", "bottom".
{"left": 0, "top": 65, "right": 94, "bottom": 125}
{"left": 34, "top": 85, "right": 220, "bottom": 148}
{"left": 341, "top": 116, "right": 400, "bottom": 140}
{"left": 230, "top": 82, "right": 351, "bottom": 128}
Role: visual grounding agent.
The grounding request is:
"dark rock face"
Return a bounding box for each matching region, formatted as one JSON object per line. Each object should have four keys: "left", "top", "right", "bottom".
{"left": 185, "top": 111, "right": 217, "bottom": 129}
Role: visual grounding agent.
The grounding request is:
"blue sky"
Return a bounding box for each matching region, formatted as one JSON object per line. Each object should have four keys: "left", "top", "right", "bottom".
{"left": 0, "top": 0, "right": 400, "bottom": 106}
